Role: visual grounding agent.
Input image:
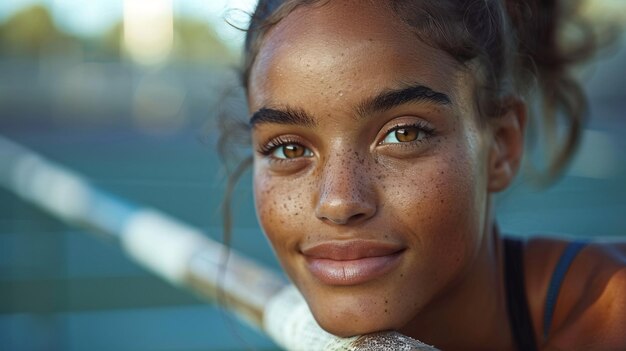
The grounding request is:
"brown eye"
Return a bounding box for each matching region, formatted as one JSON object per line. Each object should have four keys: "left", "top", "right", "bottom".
{"left": 395, "top": 128, "right": 418, "bottom": 142}
{"left": 272, "top": 143, "right": 313, "bottom": 159}
{"left": 382, "top": 126, "right": 426, "bottom": 144}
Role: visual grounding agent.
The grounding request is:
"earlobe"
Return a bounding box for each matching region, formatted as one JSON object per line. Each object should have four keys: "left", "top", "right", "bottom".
{"left": 487, "top": 98, "right": 527, "bottom": 192}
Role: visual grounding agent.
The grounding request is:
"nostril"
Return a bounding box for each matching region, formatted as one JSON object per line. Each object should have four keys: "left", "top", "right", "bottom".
{"left": 350, "top": 213, "right": 366, "bottom": 222}
{"left": 325, "top": 217, "right": 348, "bottom": 225}
{"left": 319, "top": 208, "right": 374, "bottom": 226}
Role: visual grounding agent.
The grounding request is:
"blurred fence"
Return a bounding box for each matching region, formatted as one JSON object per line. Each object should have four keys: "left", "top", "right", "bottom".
{"left": 0, "top": 57, "right": 285, "bottom": 350}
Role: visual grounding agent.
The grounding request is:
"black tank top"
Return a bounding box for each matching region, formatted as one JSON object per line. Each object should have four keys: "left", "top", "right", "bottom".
{"left": 503, "top": 238, "right": 539, "bottom": 351}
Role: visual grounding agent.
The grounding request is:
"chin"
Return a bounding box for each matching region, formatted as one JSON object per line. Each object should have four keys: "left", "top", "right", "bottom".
{"left": 304, "top": 289, "right": 409, "bottom": 337}
{"left": 315, "top": 315, "right": 391, "bottom": 338}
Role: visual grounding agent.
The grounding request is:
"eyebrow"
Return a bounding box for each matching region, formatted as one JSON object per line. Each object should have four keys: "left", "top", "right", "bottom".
{"left": 249, "top": 107, "right": 317, "bottom": 128}
{"left": 249, "top": 83, "right": 451, "bottom": 127}
{"left": 357, "top": 83, "right": 452, "bottom": 118}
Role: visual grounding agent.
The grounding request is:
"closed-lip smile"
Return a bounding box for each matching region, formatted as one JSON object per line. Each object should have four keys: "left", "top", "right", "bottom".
{"left": 301, "top": 240, "right": 405, "bottom": 286}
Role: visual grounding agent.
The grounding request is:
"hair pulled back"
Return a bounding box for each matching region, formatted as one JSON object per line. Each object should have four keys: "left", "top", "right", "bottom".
{"left": 240, "top": 0, "right": 601, "bottom": 183}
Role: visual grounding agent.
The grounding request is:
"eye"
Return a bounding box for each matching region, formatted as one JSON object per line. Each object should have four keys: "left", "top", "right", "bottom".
{"left": 381, "top": 126, "right": 427, "bottom": 144}
{"left": 271, "top": 143, "right": 313, "bottom": 159}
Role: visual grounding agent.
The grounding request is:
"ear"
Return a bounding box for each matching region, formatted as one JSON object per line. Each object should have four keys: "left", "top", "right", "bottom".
{"left": 487, "top": 97, "right": 527, "bottom": 192}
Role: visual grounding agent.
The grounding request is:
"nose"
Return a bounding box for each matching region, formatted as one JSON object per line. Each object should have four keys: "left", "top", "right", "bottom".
{"left": 314, "top": 156, "right": 377, "bottom": 225}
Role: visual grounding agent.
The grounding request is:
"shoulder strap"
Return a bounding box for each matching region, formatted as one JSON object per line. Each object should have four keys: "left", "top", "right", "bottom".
{"left": 543, "top": 241, "right": 587, "bottom": 339}
{"left": 503, "top": 238, "right": 538, "bottom": 351}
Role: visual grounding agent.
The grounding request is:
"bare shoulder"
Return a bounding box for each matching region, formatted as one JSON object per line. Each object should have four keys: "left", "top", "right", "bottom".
{"left": 523, "top": 237, "right": 626, "bottom": 350}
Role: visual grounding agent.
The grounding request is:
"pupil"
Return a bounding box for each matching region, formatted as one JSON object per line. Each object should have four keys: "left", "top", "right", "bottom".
{"left": 396, "top": 128, "right": 418, "bottom": 142}
{"left": 284, "top": 144, "right": 303, "bottom": 158}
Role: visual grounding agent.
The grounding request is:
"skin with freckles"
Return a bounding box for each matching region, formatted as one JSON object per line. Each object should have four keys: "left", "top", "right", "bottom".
{"left": 245, "top": 2, "right": 626, "bottom": 350}
{"left": 250, "top": 0, "right": 497, "bottom": 343}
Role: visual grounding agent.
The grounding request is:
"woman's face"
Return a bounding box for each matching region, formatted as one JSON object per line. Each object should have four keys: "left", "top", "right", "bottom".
{"left": 249, "top": 2, "right": 493, "bottom": 336}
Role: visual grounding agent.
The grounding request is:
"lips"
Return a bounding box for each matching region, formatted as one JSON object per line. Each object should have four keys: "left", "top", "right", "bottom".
{"left": 301, "top": 240, "right": 405, "bottom": 286}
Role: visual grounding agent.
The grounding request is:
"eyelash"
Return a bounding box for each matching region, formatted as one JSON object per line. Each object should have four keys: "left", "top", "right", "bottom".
{"left": 257, "top": 121, "right": 436, "bottom": 159}
{"left": 256, "top": 136, "right": 303, "bottom": 157}
{"left": 379, "top": 121, "right": 436, "bottom": 145}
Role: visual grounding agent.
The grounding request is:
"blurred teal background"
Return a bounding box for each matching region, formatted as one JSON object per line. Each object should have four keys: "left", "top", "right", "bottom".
{"left": 0, "top": 1, "right": 625, "bottom": 350}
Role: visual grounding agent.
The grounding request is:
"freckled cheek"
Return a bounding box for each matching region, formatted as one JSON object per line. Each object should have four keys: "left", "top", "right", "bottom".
{"left": 253, "top": 171, "right": 314, "bottom": 254}
{"left": 385, "top": 155, "right": 482, "bottom": 264}
{"left": 423, "top": 160, "right": 482, "bottom": 264}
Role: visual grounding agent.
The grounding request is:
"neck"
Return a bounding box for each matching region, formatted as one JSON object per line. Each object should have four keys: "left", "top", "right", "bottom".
{"left": 400, "top": 206, "right": 515, "bottom": 351}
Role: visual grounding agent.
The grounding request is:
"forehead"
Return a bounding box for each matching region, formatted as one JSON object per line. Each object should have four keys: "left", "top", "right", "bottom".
{"left": 248, "top": 1, "right": 464, "bottom": 112}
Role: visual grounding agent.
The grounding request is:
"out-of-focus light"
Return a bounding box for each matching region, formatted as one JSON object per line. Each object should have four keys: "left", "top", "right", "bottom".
{"left": 582, "top": 0, "right": 626, "bottom": 25}
{"left": 10, "top": 152, "right": 91, "bottom": 223}
{"left": 123, "top": 0, "right": 173, "bottom": 66}
{"left": 51, "top": 0, "right": 124, "bottom": 37}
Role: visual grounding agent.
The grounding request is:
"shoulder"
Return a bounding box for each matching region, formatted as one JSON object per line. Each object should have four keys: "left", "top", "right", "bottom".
{"left": 523, "top": 237, "right": 626, "bottom": 350}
